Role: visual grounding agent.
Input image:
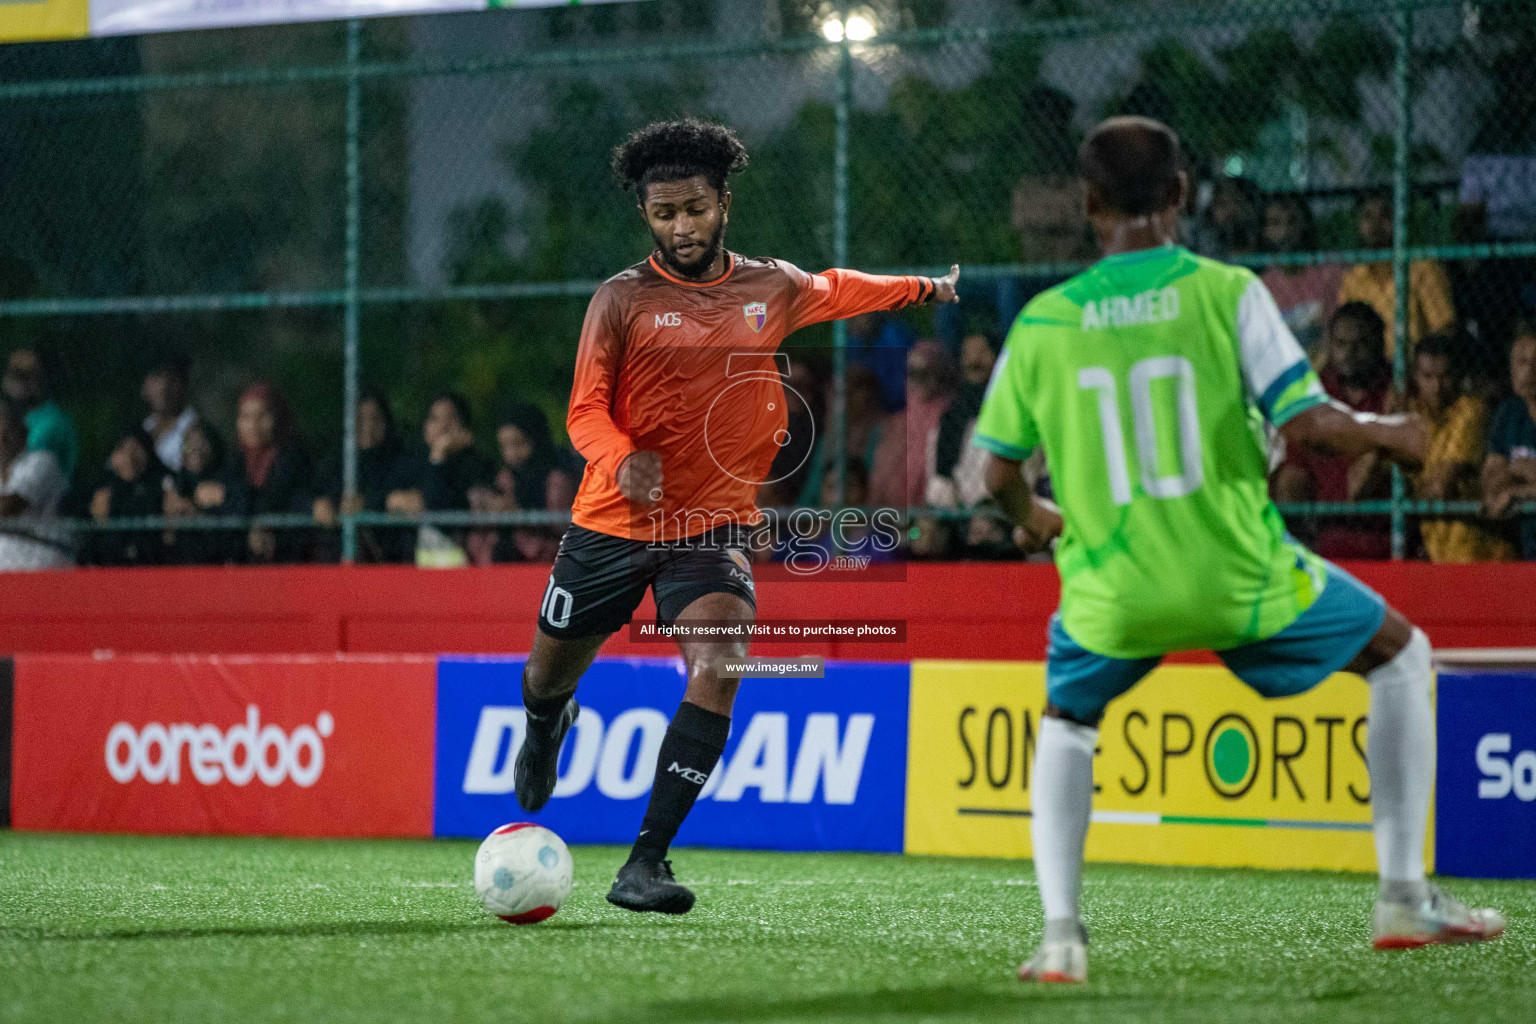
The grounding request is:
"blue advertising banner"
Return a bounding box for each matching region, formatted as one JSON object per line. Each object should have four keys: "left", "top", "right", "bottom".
{"left": 1436, "top": 670, "right": 1536, "bottom": 879}
{"left": 433, "top": 656, "right": 909, "bottom": 852}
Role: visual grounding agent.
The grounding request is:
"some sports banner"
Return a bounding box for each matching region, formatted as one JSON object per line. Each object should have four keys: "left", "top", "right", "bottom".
{"left": 96, "top": 0, "right": 650, "bottom": 38}
{"left": 10, "top": 653, "right": 436, "bottom": 837}
{"left": 1435, "top": 670, "right": 1536, "bottom": 879}
{"left": 904, "top": 660, "right": 1427, "bottom": 873}
{"left": 0, "top": 0, "right": 88, "bottom": 42}
{"left": 0, "top": 0, "right": 646, "bottom": 44}
{"left": 433, "top": 655, "right": 908, "bottom": 851}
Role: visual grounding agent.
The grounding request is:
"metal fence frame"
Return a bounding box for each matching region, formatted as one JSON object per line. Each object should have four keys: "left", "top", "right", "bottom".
{"left": 6, "top": 0, "right": 1533, "bottom": 561}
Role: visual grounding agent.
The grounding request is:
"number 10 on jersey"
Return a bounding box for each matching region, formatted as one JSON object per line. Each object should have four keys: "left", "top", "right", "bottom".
{"left": 1078, "top": 356, "right": 1204, "bottom": 506}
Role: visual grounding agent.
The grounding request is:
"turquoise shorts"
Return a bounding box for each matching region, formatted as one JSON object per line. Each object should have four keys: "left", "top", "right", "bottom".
{"left": 1045, "top": 562, "right": 1387, "bottom": 723}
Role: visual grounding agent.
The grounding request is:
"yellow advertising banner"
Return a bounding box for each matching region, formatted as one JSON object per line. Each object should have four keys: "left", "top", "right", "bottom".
{"left": 905, "top": 660, "right": 1433, "bottom": 873}
{"left": 0, "top": 0, "right": 88, "bottom": 42}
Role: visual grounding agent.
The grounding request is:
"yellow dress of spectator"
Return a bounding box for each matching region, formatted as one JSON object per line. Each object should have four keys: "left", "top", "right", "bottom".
{"left": 1338, "top": 260, "right": 1456, "bottom": 361}
{"left": 1409, "top": 337, "right": 1516, "bottom": 562}
{"left": 1338, "top": 193, "right": 1455, "bottom": 361}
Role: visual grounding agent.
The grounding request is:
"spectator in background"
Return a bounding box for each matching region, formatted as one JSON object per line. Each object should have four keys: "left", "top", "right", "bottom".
{"left": 796, "top": 364, "right": 890, "bottom": 508}
{"left": 1408, "top": 333, "right": 1515, "bottom": 562}
{"left": 927, "top": 332, "right": 1031, "bottom": 559}
{"left": 1273, "top": 302, "right": 1397, "bottom": 559}
{"left": 162, "top": 418, "right": 226, "bottom": 565}
{"left": 387, "top": 392, "right": 494, "bottom": 567}
{"left": 1190, "top": 176, "right": 1261, "bottom": 259}
{"left": 1338, "top": 190, "right": 1455, "bottom": 362}
{"left": 141, "top": 352, "right": 200, "bottom": 473}
{"left": 467, "top": 401, "right": 577, "bottom": 564}
{"left": 929, "top": 332, "right": 999, "bottom": 510}
{"left": 1260, "top": 193, "right": 1344, "bottom": 362}
{"left": 871, "top": 340, "right": 956, "bottom": 513}
{"left": 313, "top": 389, "right": 410, "bottom": 563}
{"left": 0, "top": 396, "right": 70, "bottom": 571}
{"left": 201, "top": 382, "right": 313, "bottom": 564}
{"left": 3, "top": 347, "right": 77, "bottom": 483}
{"left": 85, "top": 425, "right": 168, "bottom": 566}
{"left": 758, "top": 359, "right": 824, "bottom": 511}
{"left": 958, "top": 332, "right": 999, "bottom": 388}
{"left": 847, "top": 312, "right": 916, "bottom": 413}
{"left": 1482, "top": 328, "right": 1536, "bottom": 559}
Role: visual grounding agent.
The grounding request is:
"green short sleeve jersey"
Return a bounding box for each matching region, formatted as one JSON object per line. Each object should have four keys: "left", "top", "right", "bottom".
{"left": 974, "top": 246, "right": 1330, "bottom": 658}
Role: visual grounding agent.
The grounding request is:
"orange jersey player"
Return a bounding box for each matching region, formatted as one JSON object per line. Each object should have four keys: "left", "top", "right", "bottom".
{"left": 513, "top": 119, "right": 957, "bottom": 916}
{"left": 568, "top": 251, "right": 936, "bottom": 542}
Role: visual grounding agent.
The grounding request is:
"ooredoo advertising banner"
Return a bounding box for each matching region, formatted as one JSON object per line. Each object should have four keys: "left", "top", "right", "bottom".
{"left": 1435, "top": 670, "right": 1536, "bottom": 879}
{"left": 10, "top": 654, "right": 436, "bottom": 837}
{"left": 433, "top": 655, "right": 908, "bottom": 851}
{"left": 904, "top": 660, "right": 1421, "bottom": 873}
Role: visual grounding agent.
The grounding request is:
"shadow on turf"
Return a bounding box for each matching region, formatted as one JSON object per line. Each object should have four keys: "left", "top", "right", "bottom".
{"left": 1, "top": 918, "right": 622, "bottom": 943}
{"left": 652, "top": 983, "right": 1099, "bottom": 1021}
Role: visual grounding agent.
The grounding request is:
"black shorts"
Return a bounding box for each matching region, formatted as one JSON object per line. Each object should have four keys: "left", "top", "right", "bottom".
{"left": 536, "top": 524, "right": 757, "bottom": 639}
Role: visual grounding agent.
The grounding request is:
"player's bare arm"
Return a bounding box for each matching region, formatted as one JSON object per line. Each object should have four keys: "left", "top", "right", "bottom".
{"left": 1280, "top": 400, "right": 1428, "bottom": 470}
{"left": 981, "top": 453, "right": 1062, "bottom": 552}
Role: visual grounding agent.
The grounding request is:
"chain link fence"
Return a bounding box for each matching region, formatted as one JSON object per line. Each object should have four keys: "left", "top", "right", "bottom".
{"left": 0, "top": 0, "right": 1531, "bottom": 567}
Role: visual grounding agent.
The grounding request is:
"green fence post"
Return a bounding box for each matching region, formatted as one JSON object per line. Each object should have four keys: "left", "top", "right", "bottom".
{"left": 1388, "top": 0, "right": 1414, "bottom": 561}
{"left": 830, "top": 4, "right": 852, "bottom": 510}
{"left": 341, "top": 19, "right": 362, "bottom": 564}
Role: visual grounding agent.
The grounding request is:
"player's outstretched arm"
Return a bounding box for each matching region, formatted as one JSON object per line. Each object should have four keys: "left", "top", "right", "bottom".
{"left": 787, "top": 263, "right": 958, "bottom": 331}
{"left": 982, "top": 453, "right": 1062, "bottom": 553}
{"left": 1279, "top": 400, "right": 1428, "bottom": 471}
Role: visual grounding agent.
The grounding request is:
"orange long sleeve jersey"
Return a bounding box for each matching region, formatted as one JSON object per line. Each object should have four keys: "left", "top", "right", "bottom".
{"left": 567, "top": 252, "right": 935, "bottom": 541}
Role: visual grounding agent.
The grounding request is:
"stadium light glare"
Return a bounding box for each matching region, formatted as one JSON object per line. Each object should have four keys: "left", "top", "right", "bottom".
{"left": 845, "top": 14, "right": 875, "bottom": 40}
{"left": 820, "top": 13, "right": 876, "bottom": 43}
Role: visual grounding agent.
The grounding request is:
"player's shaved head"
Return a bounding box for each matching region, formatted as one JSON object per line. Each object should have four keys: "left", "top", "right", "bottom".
{"left": 1079, "top": 116, "right": 1183, "bottom": 217}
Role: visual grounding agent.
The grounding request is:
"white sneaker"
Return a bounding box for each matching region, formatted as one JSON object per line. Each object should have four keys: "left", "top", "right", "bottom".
{"left": 1373, "top": 884, "right": 1506, "bottom": 950}
{"left": 1018, "top": 925, "right": 1087, "bottom": 983}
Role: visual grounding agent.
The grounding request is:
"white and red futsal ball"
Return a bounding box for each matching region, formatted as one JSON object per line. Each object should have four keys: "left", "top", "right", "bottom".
{"left": 474, "top": 823, "right": 574, "bottom": 924}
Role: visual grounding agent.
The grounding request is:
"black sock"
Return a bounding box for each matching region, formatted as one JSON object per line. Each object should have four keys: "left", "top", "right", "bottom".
{"left": 522, "top": 668, "right": 570, "bottom": 721}
{"left": 629, "top": 701, "right": 730, "bottom": 864}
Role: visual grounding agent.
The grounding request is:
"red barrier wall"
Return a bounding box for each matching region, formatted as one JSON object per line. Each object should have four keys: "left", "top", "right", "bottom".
{"left": 2, "top": 561, "right": 1533, "bottom": 659}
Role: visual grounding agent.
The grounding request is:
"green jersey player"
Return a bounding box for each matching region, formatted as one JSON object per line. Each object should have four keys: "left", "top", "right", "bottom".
{"left": 975, "top": 116, "right": 1505, "bottom": 983}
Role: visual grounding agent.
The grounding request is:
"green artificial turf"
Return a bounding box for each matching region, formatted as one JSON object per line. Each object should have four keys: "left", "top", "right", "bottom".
{"left": 1, "top": 833, "right": 1532, "bottom": 1024}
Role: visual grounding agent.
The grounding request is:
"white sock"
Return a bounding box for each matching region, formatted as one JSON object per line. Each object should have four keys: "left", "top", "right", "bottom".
{"left": 1031, "top": 715, "right": 1097, "bottom": 925}
{"left": 1366, "top": 627, "right": 1434, "bottom": 897}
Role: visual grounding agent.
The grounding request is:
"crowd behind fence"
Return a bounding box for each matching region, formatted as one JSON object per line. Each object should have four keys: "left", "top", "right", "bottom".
{"left": 0, "top": 0, "right": 1533, "bottom": 570}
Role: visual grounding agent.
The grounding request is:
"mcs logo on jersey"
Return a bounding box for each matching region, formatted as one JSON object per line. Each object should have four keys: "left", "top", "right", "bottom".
{"left": 434, "top": 656, "right": 908, "bottom": 851}
{"left": 1436, "top": 670, "right": 1536, "bottom": 879}
{"left": 10, "top": 654, "right": 435, "bottom": 838}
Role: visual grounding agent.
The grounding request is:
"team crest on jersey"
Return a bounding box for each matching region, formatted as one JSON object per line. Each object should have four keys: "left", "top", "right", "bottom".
{"left": 726, "top": 547, "right": 751, "bottom": 572}
{"left": 743, "top": 302, "right": 768, "bottom": 333}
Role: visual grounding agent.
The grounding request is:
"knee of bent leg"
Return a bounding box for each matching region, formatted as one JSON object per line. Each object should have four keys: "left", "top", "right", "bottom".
{"left": 683, "top": 650, "right": 742, "bottom": 711}
{"left": 1368, "top": 625, "right": 1432, "bottom": 691}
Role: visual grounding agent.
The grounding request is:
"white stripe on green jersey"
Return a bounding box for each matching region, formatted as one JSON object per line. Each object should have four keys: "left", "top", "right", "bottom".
{"left": 974, "top": 245, "right": 1330, "bottom": 659}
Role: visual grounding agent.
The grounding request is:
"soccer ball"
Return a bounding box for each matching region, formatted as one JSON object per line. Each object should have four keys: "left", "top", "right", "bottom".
{"left": 474, "top": 823, "right": 574, "bottom": 924}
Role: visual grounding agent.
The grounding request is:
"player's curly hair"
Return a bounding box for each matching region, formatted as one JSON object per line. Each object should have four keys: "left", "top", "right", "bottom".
{"left": 612, "top": 118, "right": 749, "bottom": 198}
